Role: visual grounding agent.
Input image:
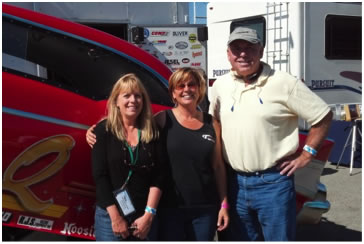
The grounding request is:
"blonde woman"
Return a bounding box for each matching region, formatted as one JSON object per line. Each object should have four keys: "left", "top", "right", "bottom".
{"left": 92, "top": 73, "right": 165, "bottom": 241}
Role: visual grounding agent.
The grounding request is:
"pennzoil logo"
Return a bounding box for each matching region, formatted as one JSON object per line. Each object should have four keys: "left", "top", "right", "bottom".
{"left": 3, "top": 135, "right": 75, "bottom": 213}
{"left": 17, "top": 215, "right": 54, "bottom": 230}
{"left": 189, "top": 33, "right": 197, "bottom": 43}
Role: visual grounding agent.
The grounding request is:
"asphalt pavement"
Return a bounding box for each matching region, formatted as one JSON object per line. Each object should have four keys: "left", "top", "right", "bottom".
{"left": 11, "top": 162, "right": 362, "bottom": 241}
{"left": 296, "top": 162, "right": 362, "bottom": 241}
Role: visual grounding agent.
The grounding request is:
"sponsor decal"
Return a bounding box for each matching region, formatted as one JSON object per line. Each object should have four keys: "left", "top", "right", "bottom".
{"left": 61, "top": 222, "right": 95, "bottom": 237}
{"left": 2, "top": 211, "right": 12, "bottom": 223}
{"left": 192, "top": 51, "right": 203, "bottom": 58}
{"left": 189, "top": 33, "right": 197, "bottom": 43}
{"left": 175, "top": 41, "right": 188, "bottom": 50}
{"left": 311, "top": 80, "right": 335, "bottom": 89}
{"left": 213, "top": 69, "right": 230, "bottom": 77}
{"left": 191, "top": 44, "right": 202, "bottom": 49}
{"left": 191, "top": 62, "right": 201, "bottom": 67}
{"left": 202, "top": 134, "right": 216, "bottom": 143}
{"left": 17, "top": 215, "right": 54, "bottom": 230}
{"left": 165, "top": 59, "right": 180, "bottom": 65}
{"left": 152, "top": 40, "right": 167, "bottom": 45}
{"left": 144, "top": 29, "right": 150, "bottom": 38}
{"left": 173, "top": 31, "right": 188, "bottom": 36}
{"left": 174, "top": 50, "right": 189, "bottom": 56}
{"left": 162, "top": 51, "right": 173, "bottom": 57}
{"left": 3, "top": 135, "right": 74, "bottom": 212}
{"left": 151, "top": 31, "right": 169, "bottom": 36}
{"left": 182, "top": 58, "right": 190, "bottom": 64}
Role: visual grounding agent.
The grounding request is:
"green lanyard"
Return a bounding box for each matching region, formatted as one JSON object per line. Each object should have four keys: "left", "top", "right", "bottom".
{"left": 122, "top": 129, "right": 141, "bottom": 189}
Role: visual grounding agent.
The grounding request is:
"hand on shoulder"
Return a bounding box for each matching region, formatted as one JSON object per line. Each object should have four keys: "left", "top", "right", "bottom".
{"left": 153, "top": 110, "right": 167, "bottom": 129}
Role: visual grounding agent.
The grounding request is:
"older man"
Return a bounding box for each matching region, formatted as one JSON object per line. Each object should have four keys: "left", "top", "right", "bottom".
{"left": 209, "top": 27, "right": 332, "bottom": 241}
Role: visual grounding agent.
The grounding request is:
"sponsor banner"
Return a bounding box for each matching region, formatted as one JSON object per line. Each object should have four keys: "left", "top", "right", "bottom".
{"left": 138, "top": 27, "right": 206, "bottom": 73}
{"left": 17, "top": 215, "right": 54, "bottom": 230}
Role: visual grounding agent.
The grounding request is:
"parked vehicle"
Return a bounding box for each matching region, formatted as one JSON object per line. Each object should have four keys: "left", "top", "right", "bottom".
{"left": 207, "top": 2, "right": 361, "bottom": 115}
{"left": 2, "top": 3, "right": 334, "bottom": 240}
{"left": 2, "top": 3, "right": 172, "bottom": 240}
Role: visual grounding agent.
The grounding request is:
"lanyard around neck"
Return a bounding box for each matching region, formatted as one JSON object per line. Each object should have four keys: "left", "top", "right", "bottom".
{"left": 122, "top": 129, "right": 141, "bottom": 189}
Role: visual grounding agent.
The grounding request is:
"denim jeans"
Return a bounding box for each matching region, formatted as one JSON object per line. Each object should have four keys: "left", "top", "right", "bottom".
{"left": 94, "top": 206, "right": 158, "bottom": 241}
{"left": 221, "top": 167, "right": 296, "bottom": 241}
{"left": 158, "top": 206, "right": 218, "bottom": 241}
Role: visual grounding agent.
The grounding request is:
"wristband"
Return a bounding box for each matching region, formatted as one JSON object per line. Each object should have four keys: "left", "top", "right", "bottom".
{"left": 221, "top": 202, "right": 229, "bottom": 209}
{"left": 303, "top": 145, "right": 317, "bottom": 156}
{"left": 145, "top": 206, "right": 157, "bottom": 215}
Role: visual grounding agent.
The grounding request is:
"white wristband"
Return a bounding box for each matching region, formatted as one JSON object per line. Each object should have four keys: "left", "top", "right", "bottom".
{"left": 303, "top": 145, "right": 317, "bottom": 156}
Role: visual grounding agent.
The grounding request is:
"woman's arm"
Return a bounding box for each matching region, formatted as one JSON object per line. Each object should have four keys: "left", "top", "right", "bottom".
{"left": 212, "top": 118, "right": 229, "bottom": 231}
{"left": 131, "top": 187, "right": 162, "bottom": 239}
{"left": 92, "top": 121, "right": 130, "bottom": 238}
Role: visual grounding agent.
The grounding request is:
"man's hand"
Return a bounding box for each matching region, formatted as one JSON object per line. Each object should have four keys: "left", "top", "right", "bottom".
{"left": 86, "top": 124, "right": 96, "bottom": 148}
{"left": 277, "top": 151, "right": 313, "bottom": 176}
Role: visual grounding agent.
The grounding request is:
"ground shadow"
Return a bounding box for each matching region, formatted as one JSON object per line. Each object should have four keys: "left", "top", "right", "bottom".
{"left": 296, "top": 217, "right": 362, "bottom": 241}
{"left": 321, "top": 167, "right": 338, "bottom": 176}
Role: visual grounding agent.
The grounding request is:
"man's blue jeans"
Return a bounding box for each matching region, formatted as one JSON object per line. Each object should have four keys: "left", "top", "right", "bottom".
{"left": 223, "top": 167, "right": 296, "bottom": 241}
{"left": 158, "top": 206, "right": 218, "bottom": 241}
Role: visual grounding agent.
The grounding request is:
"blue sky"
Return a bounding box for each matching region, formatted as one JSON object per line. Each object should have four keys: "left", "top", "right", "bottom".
{"left": 189, "top": 2, "right": 208, "bottom": 24}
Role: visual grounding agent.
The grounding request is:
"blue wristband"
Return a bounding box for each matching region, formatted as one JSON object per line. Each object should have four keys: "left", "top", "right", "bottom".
{"left": 145, "top": 206, "right": 157, "bottom": 215}
{"left": 303, "top": 145, "right": 317, "bottom": 156}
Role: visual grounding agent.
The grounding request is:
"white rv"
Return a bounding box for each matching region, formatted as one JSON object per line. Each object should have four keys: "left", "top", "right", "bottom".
{"left": 207, "top": 2, "right": 361, "bottom": 112}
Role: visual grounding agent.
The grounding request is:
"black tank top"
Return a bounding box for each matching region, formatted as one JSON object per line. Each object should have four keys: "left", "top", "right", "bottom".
{"left": 159, "top": 109, "right": 219, "bottom": 208}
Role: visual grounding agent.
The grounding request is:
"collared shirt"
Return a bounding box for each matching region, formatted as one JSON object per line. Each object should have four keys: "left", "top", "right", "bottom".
{"left": 209, "top": 62, "right": 330, "bottom": 172}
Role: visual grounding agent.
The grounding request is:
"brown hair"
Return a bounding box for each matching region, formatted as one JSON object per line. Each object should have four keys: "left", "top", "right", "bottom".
{"left": 168, "top": 67, "right": 206, "bottom": 105}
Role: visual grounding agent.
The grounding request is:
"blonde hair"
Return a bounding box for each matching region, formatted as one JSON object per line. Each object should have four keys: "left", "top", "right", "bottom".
{"left": 105, "top": 73, "right": 158, "bottom": 143}
{"left": 168, "top": 67, "right": 206, "bottom": 105}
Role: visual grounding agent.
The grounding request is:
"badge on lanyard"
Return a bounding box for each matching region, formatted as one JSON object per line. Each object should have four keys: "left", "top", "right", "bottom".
{"left": 113, "top": 129, "right": 141, "bottom": 217}
{"left": 113, "top": 187, "right": 136, "bottom": 217}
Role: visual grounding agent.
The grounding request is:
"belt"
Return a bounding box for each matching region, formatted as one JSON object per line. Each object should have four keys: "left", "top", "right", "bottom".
{"left": 228, "top": 164, "right": 279, "bottom": 177}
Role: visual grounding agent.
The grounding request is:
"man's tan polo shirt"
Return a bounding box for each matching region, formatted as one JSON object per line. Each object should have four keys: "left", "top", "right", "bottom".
{"left": 209, "top": 62, "right": 330, "bottom": 172}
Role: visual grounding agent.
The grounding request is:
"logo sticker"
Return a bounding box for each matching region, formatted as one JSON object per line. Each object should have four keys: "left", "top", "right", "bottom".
{"left": 192, "top": 51, "right": 203, "bottom": 58}
{"left": 17, "top": 215, "right": 54, "bottom": 230}
{"left": 61, "top": 222, "right": 95, "bottom": 237}
{"left": 151, "top": 31, "right": 169, "bottom": 36}
{"left": 189, "top": 33, "right": 197, "bottom": 43}
{"left": 202, "top": 134, "right": 215, "bottom": 143}
{"left": 191, "top": 44, "right": 202, "bottom": 49}
{"left": 182, "top": 58, "right": 190, "bottom": 64}
{"left": 2, "top": 211, "right": 12, "bottom": 223}
{"left": 173, "top": 31, "right": 188, "bottom": 36}
{"left": 191, "top": 62, "right": 201, "bottom": 67}
{"left": 175, "top": 41, "right": 188, "bottom": 50}
{"left": 165, "top": 59, "right": 180, "bottom": 65}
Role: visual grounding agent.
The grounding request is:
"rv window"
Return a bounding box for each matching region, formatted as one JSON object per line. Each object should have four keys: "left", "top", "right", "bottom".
{"left": 231, "top": 17, "right": 266, "bottom": 47}
{"left": 2, "top": 16, "right": 173, "bottom": 106}
{"left": 325, "top": 15, "right": 361, "bottom": 60}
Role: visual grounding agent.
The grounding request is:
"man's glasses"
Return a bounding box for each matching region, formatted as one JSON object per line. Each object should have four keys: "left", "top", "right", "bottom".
{"left": 175, "top": 82, "right": 198, "bottom": 90}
